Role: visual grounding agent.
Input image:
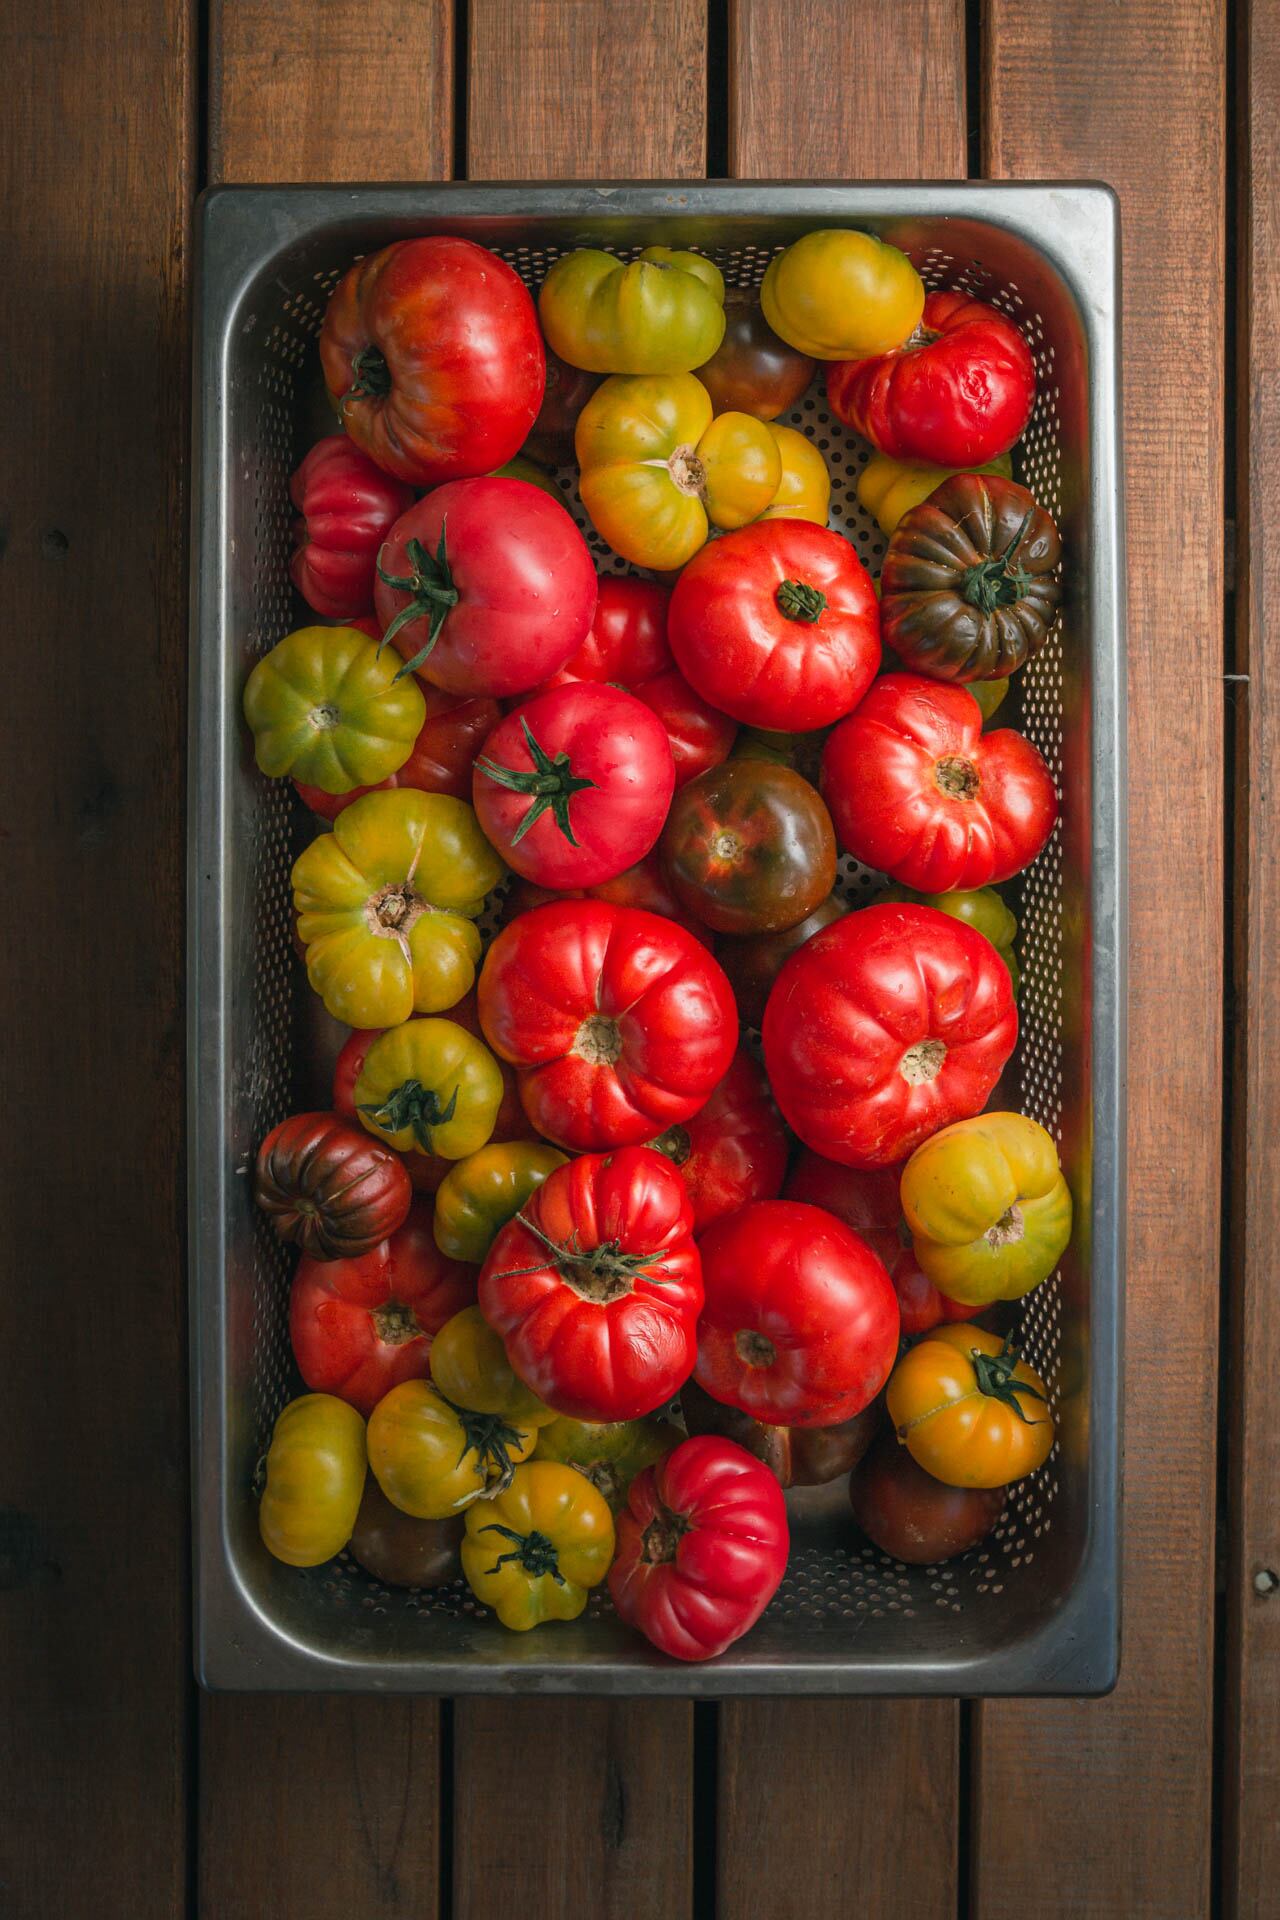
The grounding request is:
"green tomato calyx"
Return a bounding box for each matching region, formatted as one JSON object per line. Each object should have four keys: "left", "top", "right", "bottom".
{"left": 775, "top": 578, "right": 827, "bottom": 623}
{"left": 447, "top": 1399, "right": 529, "bottom": 1496}
{"left": 347, "top": 344, "right": 392, "bottom": 402}
{"left": 970, "top": 1332, "right": 1048, "bottom": 1425}
{"left": 497, "top": 1210, "right": 676, "bottom": 1306}
{"left": 475, "top": 717, "right": 597, "bottom": 847}
{"left": 359, "top": 1077, "right": 459, "bottom": 1152}
{"left": 376, "top": 526, "right": 460, "bottom": 676}
{"left": 479, "top": 1521, "right": 566, "bottom": 1584}
{"left": 961, "top": 508, "right": 1036, "bottom": 613}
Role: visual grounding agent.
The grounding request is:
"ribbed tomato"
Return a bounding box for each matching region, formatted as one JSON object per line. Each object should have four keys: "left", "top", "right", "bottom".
{"left": 254, "top": 1111, "right": 412, "bottom": 1259}
{"left": 295, "top": 669, "right": 501, "bottom": 819}
{"left": 647, "top": 1048, "right": 789, "bottom": 1232}
{"left": 288, "top": 435, "right": 414, "bottom": 618}
{"left": 505, "top": 854, "right": 715, "bottom": 950}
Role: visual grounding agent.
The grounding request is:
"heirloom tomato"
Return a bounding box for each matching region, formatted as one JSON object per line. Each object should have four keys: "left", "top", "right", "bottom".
{"left": 694, "top": 290, "right": 815, "bottom": 419}
{"left": 762, "top": 903, "right": 1018, "bottom": 1168}
{"left": 696, "top": 1200, "right": 899, "bottom": 1427}
{"left": 827, "top": 291, "right": 1036, "bottom": 467}
{"left": 375, "top": 477, "right": 597, "bottom": 696}
{"left": 487, "top": 454, "right": 562, "bottom": 500}
{"left": 968, "top": 677, "right": 1012, "bottom": 724}
{"left": 576, "top": 374, "right": 780, "bottom": 570}
{"left": 479, "top": 1147, "right": 703, "bottom": 1422}
{"left": 295, "top": 679, "right": 502, "bottom": 820}
{"left": 478, "top": 900, "right": 737, "bottom": 1152}
{"left": 243, "top": 624, "right": 425, "bottom": 794}
{"left": 756, "top": 424, "right": 831, "bottom": 525}
{"left": 880, "top": 882, "right": 1019, "bottom": 995}
{"left": 462, "top": 1460, "right": 615, "bottom": 1631}
{"left": 634, "top": 669, "right": 738, "bottom": 788}
{"left": 353, "top": 1017, "right": 504, "bottom": 1161}
{"left": 539, "top": 247, "right": 726, "bottom": 375}
{"left": 760, "top": 229, "right": 924, "bottom": 360}
{"left": 856, "top": 447, "right": 1012, "bottom": 537}
{"left": 292, "top": 789, "right": 502, "bottom": 1029}
{"left": 886, "top": 1325, "right": 1054, "bottom": 1489}
{"left": 647, "top": 1047, "right": 788, "bottom": 1232}
{"left": 533, "top": 1413, "right": 677, "bottom": 1512}
{"left": 660, "top": 757, "right": 837, "bottom": 935}
{"left": 850, "top": 1433, "right": 1005, "bottom": 1565}
{"left": 289, "top": 1195, "right": 475, "bottom": 1415}
{"left": 821, "top": 674, "right": 1059, "bottom": 890}
{"left": 319, "top": 235, "right": 544, "bottom": 485}
{"left": 348, "top": 1477, "right": 464, "bottom": 1589}
{"left": 715, "top": 893, "right": 846, "bottom": 1029}
{"left": 254, "top": 1110, "right": 412, "bottom": 1260}
{"left": 680, "top": 1376, "right": 880, "bottom": 1489}
{"left": 432, "top": 1141, "right": 568, "bottom": 1265}
{"left": 258, "top": 1393, "right": 367, "bottom": 1568}
{"left": 900, "top": 1111, "right": 1072, "bottom": 1305}
{"left": 522, "top": 346, "right": 603, "bottom": 463}
{"left": 368, "top": 1379, "right": 538, "bottom": 1519}
{"left": 288, "top": 434, "right": 414, "bottom": 619}
{"left": 427, "top": 1304, "right": 554, "bottom": 1428}
{"left": 609, "top": 1435, "right": 789, "bottom": 1661}
{"left": 666, "top": 520, "right": 879, "bottom": 732}
{"left": 473, "top": 683, "right": 675, "bottom": 888}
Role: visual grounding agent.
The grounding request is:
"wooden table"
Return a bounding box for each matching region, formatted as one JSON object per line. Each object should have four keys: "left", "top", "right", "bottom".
{"left": 2, "top": 2, "right": 1272, "bottom": 1914}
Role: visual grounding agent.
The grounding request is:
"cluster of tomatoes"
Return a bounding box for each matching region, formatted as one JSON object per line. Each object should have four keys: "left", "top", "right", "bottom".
{"left": 243, "top": 227, "right": 1070, "bottom": 1662}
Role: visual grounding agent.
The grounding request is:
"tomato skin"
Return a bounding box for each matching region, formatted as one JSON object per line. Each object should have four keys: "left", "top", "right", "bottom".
{"left": 348, "top": 1476, "right": 464, "bottom": 1588}
{"left": 660, "top": 758, "right": 837, "bottom": 936}
{"left": 288, "top": 434, "right": 414, "bottom": 618}
{"left": 696, "top": 1200, "right": 899, "bottom": 1427}
{"left": 647, "top": 1048, "right": 789, "bottom": 1232}
{"left": 886, "top": 1325, "right": 1054, "bottom": 1488}
{"left": 899, "top": 1111, "right": 1072, "bottom": 1306}
{"left": 522, "top": 346, "right": 603, "bottom": 463}
{"left": 375, "top": 478, "right": 598, "bottom": 698}
{"left": 428, "top": 1304, "right": 554, "bottom": 1427}
{"left": 479, "top": 1147, "right": 703, "bottom": 1422}
{"left": 473, "top": 682, "right": 675, "bottom": 889}
{"left": 880, "top": 882, "right": 1020, "bottom": 997}
{"left": 857, "top": 448, "right": 1012, "bottom": 537}
{"left": 432, "top": 1142, "right": 568, "bottom": 1266}
{"left": 715, "top": 893, "right": 846, "bottom": 1030}
{"left": 850, "top": 1432, "right": 1005, "bottom": 1564}
{"left": 505, "top": 855, "right": 716, "bottom": 950}
{"left": 533, "top": 1413, "right": 677, "bottom": 1512}
{"left": 757, "top": 425, "right": 831, "bottom": 525}
{"left": 259, "top": 1394, "right": 368, "bottom": 1568}
{"left": 540, "top": 247, "right": 726, "bottom": 375}
{"left": 477, "top": 900, "right": 738, "bottom": 1153}
{"left": 827, "top": 292, "right": 1036, "bottom": 468}
{"left": 319, "top": 236, "right": 545, "bottom": 486}
{"left": 762, "top": 903, "right": 1018, "bottom": 1169}
{"left": 609, "top": 1435, "right": 789, "bottom": 1661}
{"left": 462, "top": 1460, "right": 615, "bottom": 1631}
{"left": 680, "top": 1376, "right": 880, "bottom": 1489}
{"left": 368, "top": 1379, "right": 539, "bottom": 1518}
{"left": 667, "top": 521, "right": 879, "bottom": 732}
{"left": 821, "top": 674, "right": 1059, "bottom": 890}
{"left": 296, "top": 681, "right": 502, "bottom": 819}
{"left": 289, "top": 1196, "right": 475, "bottom": 1415}
{"left": 353, "top": 1018, "right": 505, "bottom": 1161}
{"left": 244, "top": 624, "right": 426, "bottom": 794}
{"left": 255, "top": 1111, "right": 412, "bottom": 1260}
{"left": 694, "top": 291, "right": 815, "bottom": 420}
{"left": 761, "top": 230, "right": 924, "bottom": 360}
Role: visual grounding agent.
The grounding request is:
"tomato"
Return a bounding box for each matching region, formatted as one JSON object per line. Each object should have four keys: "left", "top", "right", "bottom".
{"left": 849, "top": 1432, "right": 1005, "bottom": 1564}
{"left": 462, "top": 1460, "right": 615, "bottom": 1631}
{"left": 762, "top": 902, "right": 1018, "bottom": 1168}
{"left": 695, "top": 1200, "right": 899, "bottom": 1427}
{"left": 694, "top": 290, "right": 815, "bottom": 419}
{"left": 880, "top": 882, "right": 1019, "bottom": 996}
{"left": 296, "top": 680, "right": 502, "bottom": 820}
{"left": 637, "top": 669, "right": 739, "bottom": 789}
{"left": 374, "top": 478, "right": 597, "bottom": 696}
{"left": 348, "top": 1476, "right": 464, "bottom": 1588}
{"left": 353, "top": 1017, "right": 505, "bottom": 1161}
{"left": 522, "top": 346, "right": 603, "bottom": 463}
{"left": 609, "top": 1435, "right": 789, "bottom": 1660}
{"left": 487, "top": 455, "right": 562, "bottom": 501}
{"left": 506, "top": 855, "right": 716, "bottom": 950}
{"left": 827, "top": 292, "right": 1036, "bottom": 467}
{"left": 680, "top": 1376, "right": 880, "bottom": 1489}
{"left": 760, "top": 230, "right": 924, "bottom": 360}
{"left": 756, "top": 424, "right": 831, "bottom": 525}
{"left": 715, "top": 893, "right": 846, "bottom": 1029}
{"left": 539, "top": 247, "right": 726, "bottom": 375}
{"left": 899, "top": 1111, "right": 1072, "bottom": 1305}
{"left": 478, "top": 900, "right": 738, "bottom": 1152}
{"left": 255, "top": 1111, "right": 412, "bottom": 1260}
{"left": 856, "top": 448, "right": 1013, "bottom": 537}
{"left": 473, "top": 683, "right": 675, "bottom": 888}
{"left": 289, "top": 1196, "right": 475, "bottom": 1415}
{"left": 968, "top": 677, "right": 1012, "bottom": 725}
{"left": 292, "top": 789, "right": 503, "bottom": 1029}
{"left": 288, "top": 434, "right": 414, "bottom": 619}
{"left": 432, "top": 1141, "right": 568, "bottom": 1265}
{"left": 368, "top": 1378, "right": 539, "bottom": 1518}
{"left": 667, "top": 521, "right": 879, "bottom": 732}
{"left": 319, "top": 235, "right": 544, "bottom": 485}
{"left": 533, "top": 1413, "right": 677, "bottom": 1512}
{"left": 886, "top": 1325, "right": 1054, "bottom": 1489}
{"left": 821, "top": 674, "right": 1059, "bottom": 890}
{"left": 576, "top": 375, "right": 781, "bottom": 570}
{"left": 647, "top": 1048, "right": 788, "bottom": 1232}
{"left": 479, "top": 1146, "right": 703, "bottom": 1422}
{"left": 259, "top": 1393, "right": 368, "bottom": 1568}
{"left": 783, "top": 1149, "right": 982, "bottom": 1336}
{"left": 731, "top": 722, "right": 831, "bottom": 786}
{"left": 660, "top": 758, "right": 837, "bottom": 935}
{"left": 243, "top": 624, "right": 426, "bottom": 794}
{"left": 428, "top": 1304, "right": 555, "bottom": 1428}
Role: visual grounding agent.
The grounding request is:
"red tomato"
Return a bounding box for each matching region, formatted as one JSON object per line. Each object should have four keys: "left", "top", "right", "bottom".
{"left": 784, "top": 1149, "right": 983, "bottom": 1336}
{"left": 254, "top": 1111, "right": 412, "bottom": 1259}
{"left": 477, "top": 900, "right": 738, "bottom": 1152}
{"left": 633, "top": 669, "right": 738, "bottom": 789}
{"left": 667, "top": 521, "right": 879, "bottom": 731}
{"left": 374, "top": 478, "right": 597, "bottom": 697}
{"left": 821, "top": 673, "right": 1059, "bottom": 890}
{"left": 696, "top": 1200, "right": 899, "bottom": 1427}
{"left": 849, "top": 1431, "right": 1005, "bottom": 1565}
{"left": 522, "top": 346, "right": 603, "bottom": 465}
{"left": 472, "top": 682, "right": 675, "bottom": 888}
{"left": 609, "top": 1435, "right": 789, "bottom": 1660}
{"left": 478, "top": 1146, "right": 702, "bottom": 1421}
{"left": 290, "top": 1197, "right": 476, "bottom": 1415}
{"left": 505, "top": 855, "right": 715, "bottom": 949}
{"left": 319, "top": 236, "right": 545, "bottom": 486}
{"left": 296, "top": 679, "right": 502, "bottom": 819}
{"left": 762, "top": 903, "right": 1018, "bottom": 1168}
{"left": 714, "top": 893, "right": 847, "bottom": 1029}
{"left": 648, "top": 1048, "right": 789, "bottom": 1233}
{"left": 827, "top": 291, "right": 1036, "bottom": 468}
{"left": 288, "top": 436, "right": 414, "bottom": 619}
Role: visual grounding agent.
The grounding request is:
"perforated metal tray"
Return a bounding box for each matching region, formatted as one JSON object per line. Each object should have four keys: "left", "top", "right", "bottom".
{"left": 189, "top": 183, "right": 1125, "bottom": 1694}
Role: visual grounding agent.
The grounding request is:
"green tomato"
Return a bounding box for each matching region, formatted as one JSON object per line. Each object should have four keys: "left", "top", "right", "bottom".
{"left": 539, "top": 247, "right": 726, "bottom": 375}
{"left": 881, "top": 882, "right": 1020, "bottom": 997}
{"left": 243, "top": 624, "right": 425, "bottom": 793}
{"left": 533, "top": 1413, "right": 677, "bottom": 1512}
{"left": 433, "top": 1140, "right": 568, "bottom": 1265}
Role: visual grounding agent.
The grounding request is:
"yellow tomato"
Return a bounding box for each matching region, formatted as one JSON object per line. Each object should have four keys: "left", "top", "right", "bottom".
{"left": 761, "top": 230, "right": 924, "bottom": 359}
{"left": 757, "top": 424, "right": 831, "bottom": 525}
{"left": 258, "top": 1393, "right": 367, "bottom": 1567}
{"left": 428, "top": 1305, "right": 556, "bottom": 1429}
{"left": 243, "top": 625, "right": 426, "bottom": 793}
{"left": 539, "top": 247, "right": 726, "bottom": 374}
{"left": 900, "top": 1111, "right": 1072, "bottom": 1304}
{"left": 886, "top": 1326, "right": 1055, "bottom": 1489}
{"left": 354, "top": 1017, "right": 504, "bottom": 1159}
{"left": 367, "top": 1379, "right": 538, "bottom": 1519}
{"left": 857, "top": 449, "right": 1014, "bottom": 535}
{"left": 461, "top": 1461, "right": 615, "bottom": 1630}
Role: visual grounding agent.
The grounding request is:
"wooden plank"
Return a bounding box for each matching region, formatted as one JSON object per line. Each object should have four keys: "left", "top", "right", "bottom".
{"left": 1225, "top": 2, "right": 1280, "bottom": 1913}
{"left": 976, "top": 6, "right": 1226, "bottom": 1917}
{"left": 0, "top": 1, "right": 194, "bottom": 1916}
{"left": 720, "top": 9, "right": 966, "bottom": 1918}
{"left": 467, "top": 0, "right": 707, "bottom": 179}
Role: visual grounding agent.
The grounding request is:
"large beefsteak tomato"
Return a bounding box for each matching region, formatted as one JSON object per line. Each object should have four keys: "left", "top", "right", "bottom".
{"left": 288, "top": 435, "right": 414, "bottom": 619}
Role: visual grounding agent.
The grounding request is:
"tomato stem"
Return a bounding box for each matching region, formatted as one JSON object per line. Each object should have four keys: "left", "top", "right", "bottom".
{"left": 442, "top": 1397, "right": 528, "bottom": 1495}
{"left": 775, "top": 578, "right": 827, "bottom": 623}
{"left": 478, "top": 1521, "right": 566, "bottom": 1583}
{"left": 347, "top": 344, "right": 392, "bottom": 401}
{"left": 376, "top": 526, "right": 460, "bottom": 676}
{"left": 475, "top": 718, "right": 597, "bottom": 847}
{"left": 960, "top": 508, "right": 1036, "bottom": 613}
{"left": 358, "top": 1077, "right": 459, "bottom": 1153}
{"left": 493, "top": 1211, "right": 676, "bottom": 1304}
{"left": 970, "top": 1330, "right": 1048, "bottom": 1425}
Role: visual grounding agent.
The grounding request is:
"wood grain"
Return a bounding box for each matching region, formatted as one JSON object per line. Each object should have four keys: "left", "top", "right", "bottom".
{"left": 978, "top": 6, "right": 1226, "bottom": 1916}
{"left": 722, "top": 9, "right": 966, "bottom": 1917}
{"left": 210, "top": 0, "right": 454, "bottom": 182}
{"left": 467, "top": 0, "right": 707, "bottom": 178}
{"left": 0, "top": 1, "right": 193, "bottom": 1916}
{"left": 1225, "top": 2, "right": 1280, "bottom": 1913}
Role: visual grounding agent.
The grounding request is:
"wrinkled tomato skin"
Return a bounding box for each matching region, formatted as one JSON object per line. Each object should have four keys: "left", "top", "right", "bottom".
{"left": 647, "top": 1048, "right": 789, "bottom": 1233}
{"left": 660, "top": 758, "right": 837, "bottom": 936}
{"left": 850, "top": 1432, "right": 1005, "bottom": 1564}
